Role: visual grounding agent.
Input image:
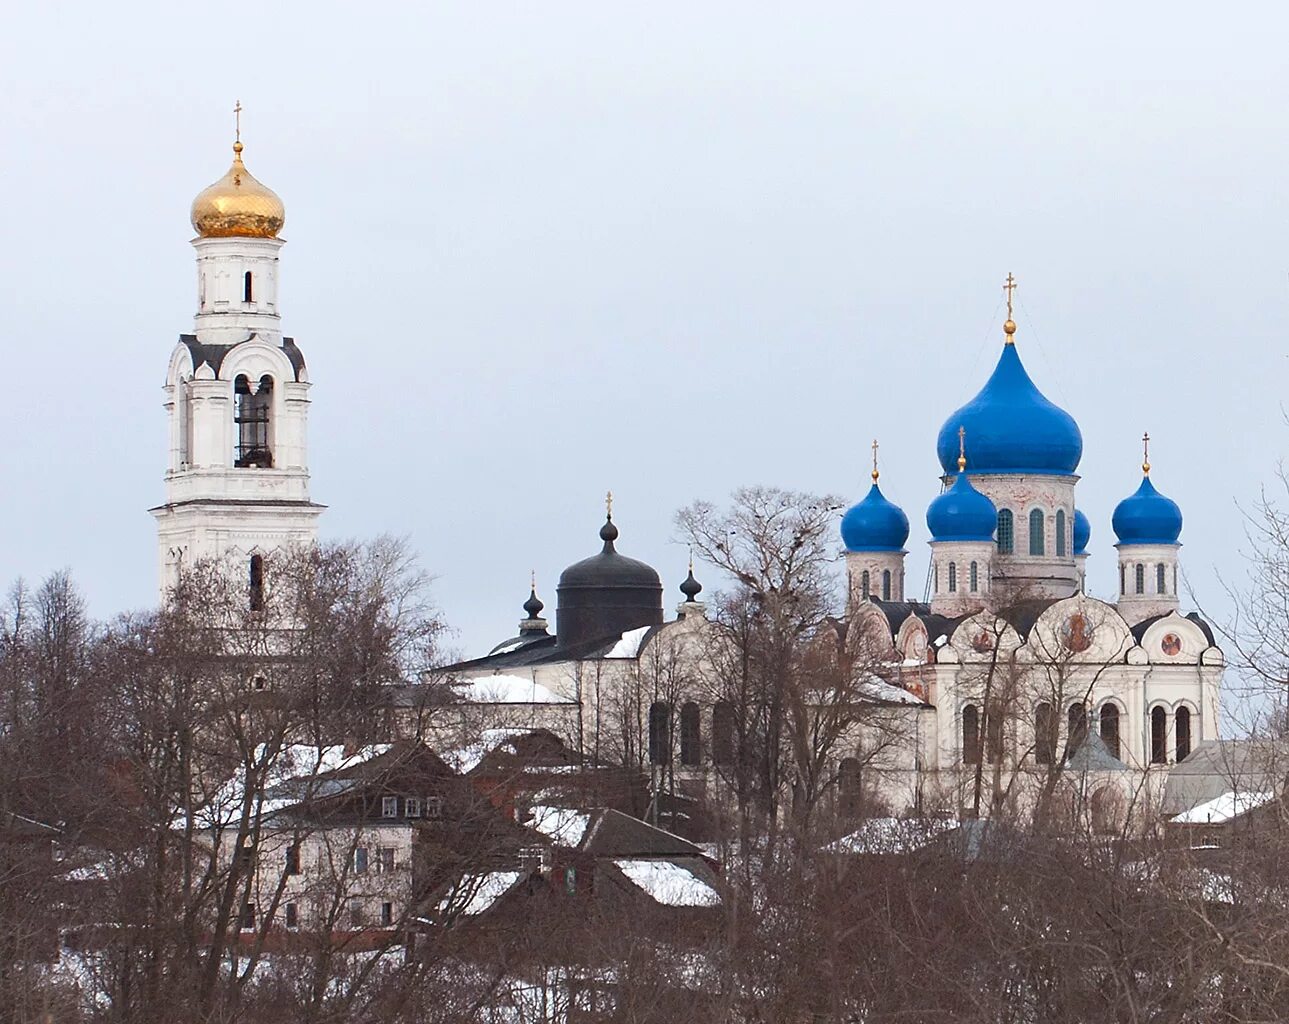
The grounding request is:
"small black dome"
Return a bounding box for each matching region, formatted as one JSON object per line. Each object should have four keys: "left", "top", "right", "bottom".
{"left": 556, "top": 513, "right": 663, "bottom": 648}
{"left": 523, "top": 586, "right": 545, "bottom": 619}
{"left": 680, "top": 565, "right": 703, "bottom": 601}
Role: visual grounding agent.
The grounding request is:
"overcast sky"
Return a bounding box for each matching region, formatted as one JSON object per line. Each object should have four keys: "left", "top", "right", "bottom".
{"left": 2, "top": 3, "right": 1286, "bottom": 658}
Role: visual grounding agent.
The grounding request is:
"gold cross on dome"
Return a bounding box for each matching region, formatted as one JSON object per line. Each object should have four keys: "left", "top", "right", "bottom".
{"left": 1004, "top": 272, "right": 1017, "bottom": 319}
{"left": 233, "top": 100, "right": 243, "bottom": 143}
{"left": 958, "top": 426, "right": 967, "bottom": 472}
{"left": 871, "top": 439, "right": 880, "bottom": 483}
{"left": 605, "top": 490, "right": 614, "bottom": 520}
{"left": 1142, "top": 432, "right": 1151, "bottom": 475}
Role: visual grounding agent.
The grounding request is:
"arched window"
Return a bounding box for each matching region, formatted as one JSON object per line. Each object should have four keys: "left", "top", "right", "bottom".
{"left": 933, "top": 564, "right": 939, "bottom": 594}
{"left": 839, "top": 756, "right": 862, "bottom": 818}
{"left": 679, "top": 702, "right": 701, "bottom": 765}
{"left": 882, "top": 569, "right": 891, "bottom": 601}
{"left": 1100, "top": 704, "right": 1121, "bottom": 760}
{"left": 948, "top": 562, "right": 957, "bottom": 593}
{"left": 648, "top": 702, "right": 671, "bottom": 765}
{"left": 969, "top": 561, "right": 979, "bottom": 593}
{"left": 1035, "top": 702, "right": 1057, "bottom": 765}
{"left": 1055, "top": 510, "right": 1067, "bottom": 557}
{"left": 1067, "top": 703, "right": 1087, "bottom": 755}
{"left": 711, "top": 701, "right": 735, "bottom": 765}
{"left": 1029, "top": 509, "right": 1046, "bottom": 556}
{"left": 1119, "top": 564, "right": 1126, "bottom": 595}
{"left": 1156, "top": 564, "right": 1166, "bottom": 594}
{"left": 244, "top": 270, "right": 254, "bottom": 302}
{"left": 997, "top": 509, "right": 1014, "bottom": 555}
{"left": 1150, "top": 706, "right": 1167, "bottom": 764}
{"left": 986, "top": 705, "right": 1004, "bottom": 764}
{"left": 1134, "top": 563, "right": 1145, "bottom": 595}
{"left": 1175, "top": 707, "right": 1192, "bottom": 761}
{"left": 249, "top": 554, "right": 264, "bottom": 612}
{"left": 962, "top": 705, "right": 981, "bottom": 765}
{"left": 234, "top": 374, "right": 274, "bottom": 468}
{"left": 860, "top": 570, "right": 870, "bottom": 599}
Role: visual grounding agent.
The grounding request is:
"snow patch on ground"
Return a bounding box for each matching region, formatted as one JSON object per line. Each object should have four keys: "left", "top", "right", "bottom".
{"left": 614, "top": 859, "right": 720, "bottom": 907}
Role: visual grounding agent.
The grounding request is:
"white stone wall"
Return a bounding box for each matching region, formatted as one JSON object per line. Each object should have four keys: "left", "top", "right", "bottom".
{"left": 1114, "top": 543, "right": 1182, "bottom": 624}
{"left": 966, "top": 473, "right": 1080, "bottom": 599}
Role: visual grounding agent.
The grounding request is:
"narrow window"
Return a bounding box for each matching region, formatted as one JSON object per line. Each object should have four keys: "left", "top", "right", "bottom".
{"left": 648, "top": 702, "right": 671, "bottom": 765}
{"left": 1176, "top": 707, "right": 1192, "bottom": 761}
{"left": 948, "top": 561, "right": 957, "bottom": 593}
{"left": 236, "top": 838, "right": 255, "bottom": 870}
{"left": 882, "top": 569, "right": 891, "bottom": 601}
{"left": 381, "top": 902, "right": 393, "bottom": 927}
{"left": 997, "top": 509, "right": 1014, "bottom": 555}
{"left": 1067, "top": 704, "right": 1088, "bottom": 755}
{"left": 244, "top": 270, "right": 254, "bottom": 302}
{"left": 404, "top": 797, "right": 422, "bottom": 818}
{"left": 1029, "top": 509, "right": 1046, "bottom": 556}
{"left": 1120, "top": 563, "right": 1126, "bottom": 595}
{"left": 860, "top": 570, "right": 870, "bottom": 599}
{"left": 285, "top": 842, "right": 301, "bottom": 876}
{"left": 679, "top": 702, "right": 701, "bottom": 765}
{"left": 1156, "top": 564, "right": 1166, "bottom": 594}
{"left": 240, "top": 902, "right": 256, "bottom": 931}
{"left": 1135, "top": 563, "right": 1145, "bottom": 595}
{"left": 1100, "top": 704, "right": 1121, "bottom": 760}
{"left": 425, "top": 795, "right": 444, "bottom": 818}
{"left": 962, "top": 705, "right": 981, "bottom": 765}
{"left": 349, "top": 901, "right": 365, "bottom": 928}
{"left": 381, "top": 796, "right": 398, "bottom": 818}
{"left": 249, "top": 554, "right": 264, "bottom": 612}
{"left": 1055, "top": 510, "right": 1067, "bottom": 557}
{"left": 838, "top": 756, "right": 862, "bottom": 819}
{"left": 712, "top": 702, "right": 735, "bottom": 765}
{"left": 1035, "top": 702, "right": 1056, "bottom": 765}
{"left": 353, "top": 847, "right": 369, "bottom": 875}
{"left": 234, "top": 374, "right": 274, "bottom": 468}
{"left": 933, "top": 564, "right": 939, "bottom": 594}
{"left": 1173, "top": 566, "right": 1178, "bottom": 594}
{"left": 986, "top": 705, "right": 1004, "bottom": 764}
{"left": 376, "top": 848, "right": 395, "bottom": 874}
{"left": 1150, "top": 707, "right": 1167, "bottom": 764}
{"left": 285, "top": 902, "right": 298, "bottom": 929}
{"left": 969, "top": 561, "right": 979, "bottom": 593}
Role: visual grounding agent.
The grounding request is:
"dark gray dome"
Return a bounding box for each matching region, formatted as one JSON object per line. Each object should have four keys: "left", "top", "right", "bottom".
{"left": 556, "top": 514, "right": 663, "bottom": 648}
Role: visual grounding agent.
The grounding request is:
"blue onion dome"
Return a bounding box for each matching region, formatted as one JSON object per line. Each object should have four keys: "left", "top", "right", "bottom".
{"left": 841, "top": 482, "right": 910, "bottom": 552}
{"left": 1072, "top": 508, "right": 1091, "bottom": 555}
{"left": 935, "top": 342, "right": 1083, "bottom": 476}
{"left": 927, "top": 473, "right": 998, "bottom": 542}
{"left": 1112, "top": 473, "right": 1182, "bottom": 546}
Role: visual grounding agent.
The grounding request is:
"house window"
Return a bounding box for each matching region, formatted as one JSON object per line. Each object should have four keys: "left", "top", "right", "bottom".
{"left": 712, "top": 701, "right": 735, "bottom": 765}
{"left": 376, "top": 848, "right": 395, "bottom": 874}
{"left": 349, "top": 901, "right": 365, "bottom": 928}
{"left": 997, "top": 509, "right": 1014, "bottom": 554}
{"left": 1135, "top": 563, "right": 1145, "bottom": 595}
{"left": 1067, "top": 704, "right": 1088, "bottom": 754}
{"left": 882, "top": 569, "right": 891, "bottom": 601}
{"left": 249, "top": 554, "right": 264, "bottom": 612}
{"left": 234, "top": 374, "right": 273, "bottom": 468}
{"left": 236, "top": 837, "right": 255, "bottom": 870}
{"left": 1156, "top": 564, "right": 1166, "bottom": 594}
{"left": 1035, "top": 702, "right": 1056, "bottom": 765}
{"left": 353, "top": 847, "right": 369, "bottom": 875}
{"left": 285, "top": 842, "right": 301, "bottom": 875}
{"left": 860, "top": 570, "right": 869, "bottom": 599}
{"left": 380, "top": 902, "right": 393, "bottom": 927}
{"left": 284, "top": 902, "right": 298, "bottom": 929}
{"left": 1055, "top": 509, "right": 1067, "bottom": 557}
{"left": 240, "top": 902, "right": 256, "bottom": 931}
{"left": 1029, "top": 509, "right": 1045, "bottom": 556}
{"left": 1100, "top": 704, "right": 1121, "bottom": 760}
{"left": 244, "top": 270, "right": 254, "bottom": 302}
{"left": 680, "top": 702, "right": 701, "bottom": 765}
{"left": 405, "top": 797, "right": 422, "bottom": 818}
{"left": 1176, "top": 707, "right": 1192, "bottom": 761}
{"left": 962, "top": 704, "right": 981, "bottom": 764}
{"left": 425, "top": 795, "right": 444, "bottom": 819}
{"left": 381, "top": 796, "right": 398, "bottom": 818}
{"left": 969, "top": 561, "right": 978, "bottom": 593}
{"left": 648, "top": 702, "right": 671, "bottom": 765}
{"left": 1150, "top": 706, "right": 1167, "bottom": 764}
{"left": 948, "top": 561, "right": 957, "bottom": 593}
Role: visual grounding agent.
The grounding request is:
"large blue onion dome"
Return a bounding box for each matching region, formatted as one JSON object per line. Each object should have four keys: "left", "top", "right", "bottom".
{"left": 1112, "top": 473, "right": 1182, "bottom": 546}
{"left": 935, "top": 340, "right": 1083, "bottom": 476}
{"left": 927, "top": 473, "right": 998, "bottom": 543}
{"left": 1073, "top": 508, "right": 1091, "bottom": 555}
{"left": 841, "top": 482, "right": 910, "bottom": 552}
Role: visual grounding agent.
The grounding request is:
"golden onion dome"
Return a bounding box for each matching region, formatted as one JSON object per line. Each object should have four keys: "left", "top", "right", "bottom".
{"left": 190, "top": 141, "right": 285, "bottom": 239}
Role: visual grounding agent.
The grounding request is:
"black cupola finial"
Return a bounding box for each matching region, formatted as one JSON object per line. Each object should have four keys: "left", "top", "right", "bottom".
{"left": 680, "top": 551, "right": 703, "bottom": 602}
{"left": 523, "top": 570, "right": 544, "bottom": 619}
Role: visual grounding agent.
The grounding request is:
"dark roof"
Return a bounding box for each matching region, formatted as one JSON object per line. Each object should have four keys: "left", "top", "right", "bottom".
{"left": 438, "top": 624, "right": 664, "bottom": 674}
{"left": 1187, "top": 611, "right": 1217, "bottom": 646}
{"left": 998, "top": 598, "right": 1061, "bottom": 639}
{"left": 179, "top": 333, "right": 307, "bottom": 382}
{"left": 864, "top": 599, "right": 965, "bottom": 644}
{"left": 577, "top": 808, "right": 707, "bottom": 860}
{"left": 1129, "top": 611, "right": 1217, "bottom": 646}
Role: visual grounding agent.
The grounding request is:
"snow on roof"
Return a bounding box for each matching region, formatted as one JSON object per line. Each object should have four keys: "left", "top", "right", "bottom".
{"left": 528, "top": 806, "right": 591, "bottom": 848}
{"left": 1171, "top": 790, "right": 1275, "bottom": 824}
{"left": 441, "top": 871, "right": 523, "bottom": 916}
{"left": 823, "top": 816, "right": 958, "bottom": 855}
{"left": 455, "top": 675, "right": 573, "bottom": 704}
{"left": 614, "top": 859, "right": 720, "bottom": 907}
{"left": 605, "top": 625, "right": 652, "bottom": 659}
{"left": 442, "top": 727, "right": 534, "bottom": 774}
{"left": 857, "top": 677, "right": 926, "bottom": 706}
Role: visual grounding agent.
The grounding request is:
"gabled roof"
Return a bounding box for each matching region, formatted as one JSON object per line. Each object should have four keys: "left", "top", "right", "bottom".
{"left": 527, "top": 806, "right": 707, "bottom": 861}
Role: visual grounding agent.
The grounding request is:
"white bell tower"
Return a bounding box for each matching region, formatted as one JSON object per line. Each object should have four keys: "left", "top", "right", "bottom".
{"left": 150, "top": 113, "right": 323, "bottom": 601}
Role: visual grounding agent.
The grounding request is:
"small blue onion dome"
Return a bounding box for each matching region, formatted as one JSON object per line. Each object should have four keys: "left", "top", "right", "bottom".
{"left": 1112, "top": 474, "right": 1182, "bottom": 546}
{"left": 1072, "top": 508, "right": 1091, "bottom": 555}
{"left": 935, "top": 343, "right": 1083, "bottom": 476}
{"left": 841, "top": 482, "right": 910, "bottom": 552}
{"left": 927, "top": 474, "right": 998, "bottom": 542}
